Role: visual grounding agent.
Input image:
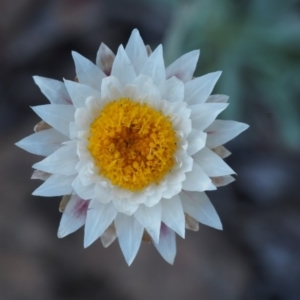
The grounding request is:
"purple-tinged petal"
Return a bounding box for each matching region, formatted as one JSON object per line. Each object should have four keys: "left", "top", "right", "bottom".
{"left": 84, "top": 200, "right": 117, "bottom": 248}
{"left": 58, "top": 195, "right": 89, "bottom": 238}
{"left": 211, "top": 175, "right": 235, "bottom": 187}
{"left": 101, "top": 225, "right": 117, "bottom": 248}
{"left": 153, "top": 223, "right": 176, "bottom": 264}
{"left": 72, "top": 51, "right": 106, "bottom": 91}
{"left": 96, "top": 43, "right": 115, "bottom": 75}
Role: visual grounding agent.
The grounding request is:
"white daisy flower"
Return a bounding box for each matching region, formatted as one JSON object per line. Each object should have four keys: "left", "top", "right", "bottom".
{"left": 16, "top": 29, "right": 248, "bottom": 265}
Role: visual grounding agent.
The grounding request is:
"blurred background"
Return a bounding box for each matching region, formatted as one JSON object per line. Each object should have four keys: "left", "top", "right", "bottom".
{"left": 1, "top": 0, "right": 300, "bottom": 299}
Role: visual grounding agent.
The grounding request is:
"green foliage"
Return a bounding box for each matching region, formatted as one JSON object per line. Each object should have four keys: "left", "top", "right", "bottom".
{"left": 164, "top": 0, "right": 300, "bottom": 148}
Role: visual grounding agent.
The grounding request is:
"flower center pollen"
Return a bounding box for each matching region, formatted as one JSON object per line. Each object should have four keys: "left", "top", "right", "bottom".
{"left": 88, "top": 98, "right": 177, "bottom": 191}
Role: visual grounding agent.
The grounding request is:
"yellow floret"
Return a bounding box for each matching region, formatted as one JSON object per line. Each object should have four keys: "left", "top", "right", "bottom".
{"left": 88, "top": 98, "right": 177, "bottom": 191}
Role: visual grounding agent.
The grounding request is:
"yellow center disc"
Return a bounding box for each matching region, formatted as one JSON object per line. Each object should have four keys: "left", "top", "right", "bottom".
{"left": 88, "top": 98, "right": 177, "bottom": 191}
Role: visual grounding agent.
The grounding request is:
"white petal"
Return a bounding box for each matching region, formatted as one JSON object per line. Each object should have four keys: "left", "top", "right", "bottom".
{"left": 206, "top": 94, "right": 229, "bottom": 103}
{"left": 140, "top": 45, "right": 166, "bottom": 87}
{"left": 32, "top": 174, "right": 75, "bottom": 196}
{"left": 161, "top": 196, "right": 185, "bottom": 238}
{"left": 16, "top": 128, "right": 67, "bottom": 156}
{"left": 101, "top": 225, "right": 117, "bottom": 248}
{"left": 134, "top": 203, "right": 161, "bottom": 244}
{"left": 182, "top": 162, "right": 212, "bottom": 192}
{"left": 205, "top": 120, "right": 249, "bottom": 148}
{"left": 33, "top": 143, "right": 78, "bottom": 176}
{"left": 101, "top": 76, "right": 123, "bottom": 100}
{"left": 31, "top": 104, "right": 75, "bottom": 137}
{"left": 74, "top": 106, "right": 94, "bottom": 131}
{"left": 72, "top": 176, "right": 95, "bottom": 200}
{"left": 125, "top": 29, "right": 148, "bottom": 74}
{"left": 111, "top": 45, "right": 136, "bottom": 86}
{"left": 112, "top": 198, "right": 138, "bottom": 216}
{"left": 133, "top": 74, "right": 161, "bottom": 101}
{"left": 84, "top": 200, "right": 117, "bottom": 247}
{"left": 161, "top": 76, "right": 184, "bottom": 103}
{"left": 72, "top": 51, "right": 105, "bottom": 90}
{"left": 193, "top": 147, "right": 235, "bottom": 177}
{"left": 166, "top": 50, "right": 200, "bottom": 83}
{"left": 96, "top": 43, "right": 115, "bottom": 75}
{"left": 211, "top": 175, "right": 235, "bottom": 187}
{"left": 190, "top": 103, "right": 228, "bottom": 131}
{"left": 58, "top": 195, "right": 89, "bottom": 238}
{"left": 186, "top": 129, "right": 206, "bottom": 156}
{"left": 161, "top": 183, "right": 182, "bottom": 199}
{"left": 185, "top": 71, "right": 221, "bottom": 105}
{"left": 180, "top": 191, "right": 222, "bottom": 230}
{"left": 94, "top": 183, "right": 112, "bottom": 204}
{"left": 64, "top": 80, "right": 101, "bottom": 109}
{"left": 153, "top": 223, "right": 176, "bottom": 264}
{"left": 115, "top": 214, "right": 143, "bottom": 266}
{"left": 33, "top": 76, "right": 71, "bottom": 105}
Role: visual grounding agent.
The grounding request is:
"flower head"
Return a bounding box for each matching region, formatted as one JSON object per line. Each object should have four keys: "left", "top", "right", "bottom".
{"left": 16, "top": 29, "right": 248, "bottom": 265}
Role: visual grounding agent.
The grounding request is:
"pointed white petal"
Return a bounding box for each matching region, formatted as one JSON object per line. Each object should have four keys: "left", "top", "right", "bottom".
{"left": 16, "top": 128, "right": 67, "bottom": 156}
{"left": 211, "top": 175, "right": 235, "bottom": 187}
{"left": 31, "top": 104, "right": 75, "bottom": 137}
{"left": 140, "top": 45, "right": 166, "bottom": 87}
{"left": 101, "top": 225, "right": 117, "bottom": 248}
{"left": 101, "top": 75, "right": 123, "bottom": 100}
{"left": 161, "top": 76, "right": 184, "bottom": 103}
{"left": 205, "top": 120, "right": 249, "bottom": 148}
{"left": 134, "top": 203, "right": 161, "bottom": 244}
{"left": 185, "top": 71, "right": 221, "bottom": 105}
{"left": 115, "top": 214, "right": 143, "bottom": 266}
{"left": 33, "top": 143, "right": 78, "bottom": 176}
{"left": 32, "top": 174, "right": 75, "bottom": 196}
{"left": 112, "top": 198, "right": 138, "bottom": 216}
{"left": 186, "top": 129, "right": 206, "bottom": 156}
{"left": 182, "top": 162, "right": 212, "bottom": 192}
{"left": 111, "top": 45, "right": 136, "bottom": 86}
{"left": 84, "top": 200, "right": 117, "bottom": 247}
{"left": 72, "top": 51, "right": 105, "bottom": 90}
{"left": 180, "top": 191, "right": 222, "bottom": 230}
{"left": 125, "top": 29, "right": 148, "bottom": 74}
{"left": 153, "top": 223, "right": 176, "bottom": 264}
{"left": 193, "top": 147, "right": 235, "bottom": 177}
{"left": 72, "top": 176, "right": 95, "bottom": 200}
{"left": 96, "top": 42, "right": 115, "bottom": 75}
{"left": 33, "top": 76, "right": 71, "bottom": 105}
{"left": 94, "top": 183, "right": 112, "bottom": 204}
{"left": 161, "top": 195, "right": 185, "bottom": 238}
{"left": 58, "top": 195, "right": 89, "bottom": 238}
{"left": 166, "top": 50, "right": 200, "bottom": 83}
{"left": 206, "top": 94, "right": 229, "bottom": 103}
{"left": 190, "top": 103, "right": 228, "bottom": 131}
{"left": 161, "top": 183, "right": 182, "bottom": 199}
{"left": 133, "top": 74, "right": 161, "bottom": 101}
{"left": 64, "top": 80, "right": 101, "bottom": 109}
